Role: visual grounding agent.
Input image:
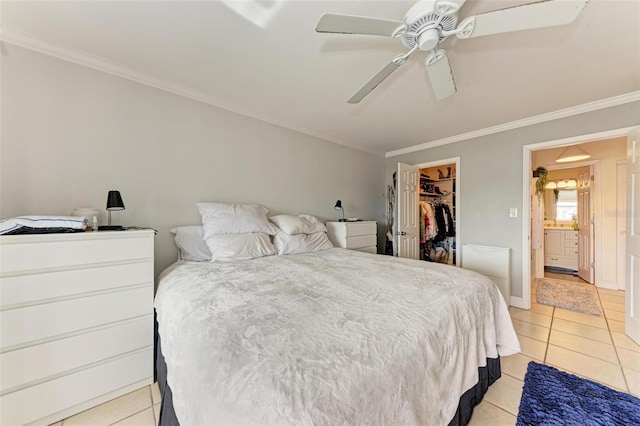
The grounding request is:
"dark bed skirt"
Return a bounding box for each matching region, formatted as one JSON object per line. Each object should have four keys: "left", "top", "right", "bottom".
{"left": 155, "top": 316, "right": 501, "bottom": 426}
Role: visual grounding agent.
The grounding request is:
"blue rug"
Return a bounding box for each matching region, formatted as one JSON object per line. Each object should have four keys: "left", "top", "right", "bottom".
{"left": 517, "top": 362, "right": 640, "bottom": 425}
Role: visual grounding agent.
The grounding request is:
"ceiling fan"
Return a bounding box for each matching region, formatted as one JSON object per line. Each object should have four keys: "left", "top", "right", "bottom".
{"left": 316, "top": 0, "right": 589, "bottom": 103}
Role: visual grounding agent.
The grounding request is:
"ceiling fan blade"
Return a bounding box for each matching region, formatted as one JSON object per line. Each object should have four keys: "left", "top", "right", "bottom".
{"left": 434, "top": 0, "right": 468, "bottom": 16}
{"left": 426, "top": 50, "right": 456, "bottom": 100}
{"left": 348, "top": 61, "right": 401, "bottom": 104}
{"left": 316, "top": 13, "right": 405, "bottom": 37}
{"left": 456, "top": 0, "right": 589, "bottom": 39}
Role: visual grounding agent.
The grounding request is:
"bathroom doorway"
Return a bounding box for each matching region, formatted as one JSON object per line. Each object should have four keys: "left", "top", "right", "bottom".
{"left": 522, "top": 135, "right": 626, "bottom": 309}
{"left": 540, "top": 164, "right": 593, "bottom": 284}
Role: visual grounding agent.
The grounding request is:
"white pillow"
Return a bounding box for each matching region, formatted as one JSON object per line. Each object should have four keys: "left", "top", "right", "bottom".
{"left": 269, "top": 214, "right": 327, "bottom": 235}
{"left": 197, "top": 202, "right": 278, "bottom": 237}
{"left": 170, "top": 226, "right": 211, "bottom": 262}
{"left": 205, "top": 232, "right": 275, "bottom": 262}
{"left": 272, "top": 231, "right": 334, "bottom": 255}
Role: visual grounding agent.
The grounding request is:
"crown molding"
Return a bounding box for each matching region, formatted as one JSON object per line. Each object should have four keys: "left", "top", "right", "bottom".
{"left": 3, "top": 27, "right": 636, "bottom": 160}
{"left": 385, "top": 91, "right": 640, "bottom": 158}
{"left": 0, "top": 27, "right": 382, "bottom": 157}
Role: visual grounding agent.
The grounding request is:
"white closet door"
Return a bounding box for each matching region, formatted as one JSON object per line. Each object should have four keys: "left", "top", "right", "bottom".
{"left": 396, "top": 162, "right": 419, "bottom": 259}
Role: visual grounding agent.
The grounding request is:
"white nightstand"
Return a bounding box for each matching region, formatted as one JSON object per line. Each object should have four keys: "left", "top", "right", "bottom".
{"left": 326, "top": 221, "right": 377, "bottom": 254}
{"left": 0, "top": 229, "right": 155, "bottom": 425}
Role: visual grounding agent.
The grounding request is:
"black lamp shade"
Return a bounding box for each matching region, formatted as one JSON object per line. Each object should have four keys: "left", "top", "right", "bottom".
{"left": 334, "top": 200, "right": 342, "bottom": 211}
{"left": 106, "top": 190, "right": 125, "bottom": 211}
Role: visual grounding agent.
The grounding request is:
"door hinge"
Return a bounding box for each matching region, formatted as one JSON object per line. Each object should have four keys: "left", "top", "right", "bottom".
{"left": 591, "top": 175, "right": 594, "bottom": 181}
{"left": 591, "top": 262, "right": 595, "bottom": 268}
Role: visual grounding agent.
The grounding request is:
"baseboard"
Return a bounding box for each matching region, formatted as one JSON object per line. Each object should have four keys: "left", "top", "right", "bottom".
{"left": 595, "top": 280, "right": 619, "bottom": 290}
{"left": 510, "top": 296, "right": 526, "bottom": 309}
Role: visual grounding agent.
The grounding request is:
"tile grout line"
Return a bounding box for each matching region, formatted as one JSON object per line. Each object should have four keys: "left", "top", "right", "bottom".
{"left": 597, "top": 288, "right": 632, "bottom": 394}
{"left": 482, "top": 400, "right": 518, "bottom": 419}
{"left": 106, "top": 405, "right": 152, "bottom": 426}
{"left": 105, "top": 385, "right": 154, "bottom": 426}
{"left": 544, "top": 361, "right": 629, "bottom": 394}
{"left": 150, "top": 384, "right": 157, "bottom": 426}
{"left": 501, "top": 366, "right": 526, "bottom": 383}
{"left": 531, "top": 275, "right": 634, "bottom": 396}
{"left": 514, "top": 312, "right": 612, "bottom": 344}
{"left": 542, "top": 306, "right": 555, "bottom": 364}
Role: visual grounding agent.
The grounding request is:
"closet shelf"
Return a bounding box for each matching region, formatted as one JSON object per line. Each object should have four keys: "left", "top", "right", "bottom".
{"left": 420, "top": 192, "right": 454, "bottom": 197}
{"left": 420, "top": 177, "right": 455, "bottom": 183}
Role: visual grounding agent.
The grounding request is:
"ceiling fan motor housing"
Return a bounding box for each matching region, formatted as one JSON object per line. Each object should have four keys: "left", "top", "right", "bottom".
{"left": 401, "top": 0, "right": 458, "bottom": 51}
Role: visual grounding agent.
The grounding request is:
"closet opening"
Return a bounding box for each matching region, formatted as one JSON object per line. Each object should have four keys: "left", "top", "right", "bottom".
{"left": 419, "top": 163, "right": 457, "bottom": 265}
{"left": 395, "top": 157, "right": 460, "bottom": 265}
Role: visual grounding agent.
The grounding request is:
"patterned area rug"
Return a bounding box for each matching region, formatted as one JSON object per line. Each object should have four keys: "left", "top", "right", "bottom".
{"left": 517, "top": 362, "right": 640, "bottom": 426}
{"left": 536, "top": 278, "right": 602, "bottom": 315}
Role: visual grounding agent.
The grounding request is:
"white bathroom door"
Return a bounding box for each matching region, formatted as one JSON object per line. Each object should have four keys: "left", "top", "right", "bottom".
{"left": 396, "top": 162, "right": 419, "bottom": 259}
{"left": 577, "top": 168, "right": 594, "bottom": 283}
{"left": 625, "top": 127, "right": 640, "bottom": 344}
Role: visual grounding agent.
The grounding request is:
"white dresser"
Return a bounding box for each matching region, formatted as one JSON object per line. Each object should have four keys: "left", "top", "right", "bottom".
{"left": 0, "top": 230, "right": 155, "bottom": 425}
{"left": 326, "top": 221, "right": 377, "bottom": 254}
{"left": 544, "top": 229, "right": 579, "bottom": 271}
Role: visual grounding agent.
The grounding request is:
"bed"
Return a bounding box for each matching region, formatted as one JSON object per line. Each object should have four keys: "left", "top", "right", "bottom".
{"left": 154, "top": 246, "right": 520, "bottom": 425}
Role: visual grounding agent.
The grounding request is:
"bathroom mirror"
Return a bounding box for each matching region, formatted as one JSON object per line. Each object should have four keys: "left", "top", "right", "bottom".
{"left": 544, "top": 188, "right": 577, "bottom": 222}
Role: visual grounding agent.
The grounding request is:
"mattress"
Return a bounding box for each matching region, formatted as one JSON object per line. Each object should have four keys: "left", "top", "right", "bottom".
{"left": 155, "top": 248, "right": 520, "bottom": 425}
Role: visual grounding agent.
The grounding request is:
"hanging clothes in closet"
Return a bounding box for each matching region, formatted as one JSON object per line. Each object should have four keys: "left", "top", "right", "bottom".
{"left": 419, "top": 200, "right": 455, "bottom": 264}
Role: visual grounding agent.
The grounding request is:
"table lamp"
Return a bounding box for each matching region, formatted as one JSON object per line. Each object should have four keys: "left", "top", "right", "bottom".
{"left": 99, "top": 190, "right": 125, "bottom": 231}
{"left": 334, "top": 200, "right": 346, "bottom": 222}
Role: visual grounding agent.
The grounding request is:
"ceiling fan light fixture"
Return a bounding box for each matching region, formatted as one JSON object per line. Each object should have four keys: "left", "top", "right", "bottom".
{"left": 556, "top": 145, "right": 591, "bottom": 163}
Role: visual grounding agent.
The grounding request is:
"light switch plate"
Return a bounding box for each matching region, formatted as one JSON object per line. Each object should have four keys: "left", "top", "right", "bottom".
{"left": 509, "top": 208, "right": 518, "bottom": 218}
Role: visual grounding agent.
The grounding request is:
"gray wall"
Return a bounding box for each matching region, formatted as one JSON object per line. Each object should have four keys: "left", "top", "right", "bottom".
{"left": 1, "top": 45, "right": 385, "bottom": 278}
{"left": 386, "top": 102, "right": 640, "bottom": 299}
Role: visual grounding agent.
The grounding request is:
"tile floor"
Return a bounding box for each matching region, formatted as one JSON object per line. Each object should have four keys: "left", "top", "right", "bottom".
{"left": 469, "top": 273, "right": 639, "bottom": 425}
{"left": 50, "top": 382, "right": 161, "bottom": 426}
{"left": 51, "top": 273, "right": 638, "bottom": 426}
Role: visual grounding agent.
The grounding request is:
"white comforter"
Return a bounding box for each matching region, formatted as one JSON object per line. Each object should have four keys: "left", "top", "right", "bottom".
{"left": 155, "top": 248, "right": 520, "bottom": 425}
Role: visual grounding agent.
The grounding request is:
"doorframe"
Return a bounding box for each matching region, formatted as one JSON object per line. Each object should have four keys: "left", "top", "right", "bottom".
{"left": 520, "top": 126, "right": 635, "bottom": 310}
{"left": 413, "top": 157, "right": 461, "bottom": 265}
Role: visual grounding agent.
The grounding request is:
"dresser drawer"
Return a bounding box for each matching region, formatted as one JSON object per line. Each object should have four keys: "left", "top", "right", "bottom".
{"left": 1, "top": 286, "right": 152, "bottom": 349}
{"left": 1, "top": 317, "right": 152, "bottom": 392}
{"left": 0, "top": 261, "right": 152, "bottom": 308}
{"left": 564, "top": 231, "right": 579, "bottom": 240}
{"left": 545, "top": 255, "right": 565, "bottom": 268}
{"left": 564, "top": 239, "right": 578, "bottom": 249}
{"left": 0, "top": 347, "right": 153, "bottom": 426}
{"left": 0, "top": 233, "right": 153, "bottom": 275}
{"left": 326, "top": 221, "right": 377, "bottom": 251}
{"left": 565, "top": 248, "right": 579, "bottom": 257}
{"left": 0, "top": 230, "right": 154, "bottom": 425}
{"left": 345, "top": 234, "right": 377, "bottom": 250}
{"left": 545, "top": 255, "right": 578, "bottom": 271}
{"left": 355, "top": 246, "right": 377, "bottom": 254}
{"left": 343, "top": 221, "right": 376, "bottom": 237}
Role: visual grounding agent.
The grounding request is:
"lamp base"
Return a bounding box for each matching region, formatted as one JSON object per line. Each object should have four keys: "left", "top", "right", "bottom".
{"left": 98, "top": 225, "right": 125, "bottom": 231}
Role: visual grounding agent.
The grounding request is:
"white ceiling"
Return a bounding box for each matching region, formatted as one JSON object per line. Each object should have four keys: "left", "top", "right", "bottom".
{"left": 2, "top": 0, "right": 639, "bottom": 155}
